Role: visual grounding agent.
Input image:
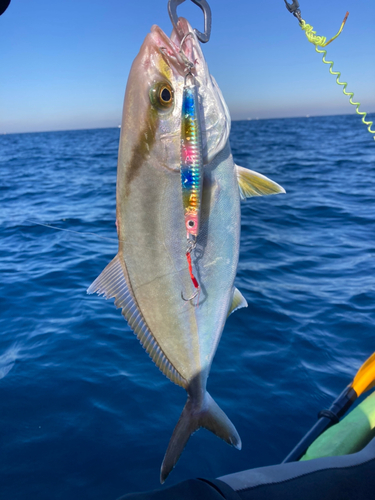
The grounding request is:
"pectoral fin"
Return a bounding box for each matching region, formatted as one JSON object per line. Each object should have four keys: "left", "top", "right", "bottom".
{"left": 236, "top": 165, "right": 285, "bottom": 200}
{"left": 227, "top": 287, "right": 248, "bottom": 318}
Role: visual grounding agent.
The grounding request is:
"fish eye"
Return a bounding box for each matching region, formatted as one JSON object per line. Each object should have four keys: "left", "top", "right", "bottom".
{"left": 160, "top": 87, "right": 172, "bottom": 103}
{"left": 150, "top": 82, "right": 174, "bottom": 112}
{"left": 188, "top": 220, "right": 195, "bottom": 227}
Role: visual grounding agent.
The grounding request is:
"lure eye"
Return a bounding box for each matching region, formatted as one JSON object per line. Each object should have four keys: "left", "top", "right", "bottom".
{"left": 150, "top": 82, "right": 174, "bottom": 112}
{"left": 185, "top": 213, "right": 199, "bottom": 236}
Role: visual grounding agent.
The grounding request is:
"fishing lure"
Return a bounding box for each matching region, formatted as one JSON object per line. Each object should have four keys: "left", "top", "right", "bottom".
{"left": 180, "top": 72, "right": 203, "bottom": 238}
{"left": 285, "top": 0, "right": 375, "bottom": 139}
{"left": 180, "top": 73, "right": 203, "bottom": 303}
{"left": 179, "top": 34, "right": 204, "bottom": 303}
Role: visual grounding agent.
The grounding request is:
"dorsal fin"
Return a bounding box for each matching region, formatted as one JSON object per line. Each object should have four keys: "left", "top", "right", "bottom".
{"left": 87, "top": 254, "right": 186, "bottom": 388}
{"left": 227, "top": 287, "right": 248, "bottom": 318}
{"left": 236, "top": 165, "right": 285, "bottom": 200}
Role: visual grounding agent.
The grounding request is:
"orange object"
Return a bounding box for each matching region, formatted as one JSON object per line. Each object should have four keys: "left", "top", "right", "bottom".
{"left": 352, "top": 352, "right": 375, "bottom": 396}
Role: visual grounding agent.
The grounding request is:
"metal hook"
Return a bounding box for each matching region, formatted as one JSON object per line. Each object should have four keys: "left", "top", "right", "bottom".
{"left": 180, "top": 31, "right": 196, "bottom": 73}
{"left": 181, "top": 237, "right": 200, "bottom": 304}
{"left": 284, "top": 0, "right": 302, "bottom": 22}
{"left": 168, "top": 0, "right": 212, "bottom": 43}
{"left": 181, "top": 288, "right": 200, "bottom": 303}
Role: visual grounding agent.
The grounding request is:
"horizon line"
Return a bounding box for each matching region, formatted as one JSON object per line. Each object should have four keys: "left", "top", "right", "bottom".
{"left": 1, "top": 110, "right": 374, "bottom": 136}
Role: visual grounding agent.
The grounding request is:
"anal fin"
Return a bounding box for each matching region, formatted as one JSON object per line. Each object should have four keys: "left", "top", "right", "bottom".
{"left": 87, "top": 254, "right": 186, "bottom": 388}
{"left": 227, "top": 287, "right": 248, "bottom": 318}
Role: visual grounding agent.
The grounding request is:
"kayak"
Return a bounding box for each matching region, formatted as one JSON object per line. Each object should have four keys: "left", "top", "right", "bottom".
{"left": 301, "top": 390, "right": 375, "bottom": 460}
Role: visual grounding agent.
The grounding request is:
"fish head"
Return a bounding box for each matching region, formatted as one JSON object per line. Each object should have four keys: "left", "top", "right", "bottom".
{"left": 121, "top": 19, "right": 230, "bottom": 170}
{"left": 167, "top": 18, "right": 231, "bottom": 163}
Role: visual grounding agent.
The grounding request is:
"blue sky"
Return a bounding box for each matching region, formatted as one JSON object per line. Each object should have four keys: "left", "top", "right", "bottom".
{"left": 1, "top": 0, "right": 374, "bottom": 133}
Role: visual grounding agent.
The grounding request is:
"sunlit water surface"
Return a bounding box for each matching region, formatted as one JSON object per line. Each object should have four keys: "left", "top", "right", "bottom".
{"left": 1, "top": 114, "right": 375, "bottom": 499}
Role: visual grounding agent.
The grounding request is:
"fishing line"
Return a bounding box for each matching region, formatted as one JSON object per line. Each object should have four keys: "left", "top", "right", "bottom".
{"left": 285, "top": 1, "right": 375, "bottom": 139}
{"left": 22, "top": 219, "right": 120, "bottom": 243}
{"left": 301, "top": 15, "right": 375, "bottom": 139}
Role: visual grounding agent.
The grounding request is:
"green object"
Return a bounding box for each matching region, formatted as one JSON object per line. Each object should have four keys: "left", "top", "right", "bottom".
{"left": 300, "top": 391, "right": 375, "bottom": 461}
{"left": 298, "top": 13, "right": 375, "bottom": 139}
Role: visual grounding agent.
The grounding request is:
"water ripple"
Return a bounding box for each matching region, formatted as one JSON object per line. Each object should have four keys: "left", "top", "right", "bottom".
{"left": 0, "top": 116, "right": 374, "bottom": 498}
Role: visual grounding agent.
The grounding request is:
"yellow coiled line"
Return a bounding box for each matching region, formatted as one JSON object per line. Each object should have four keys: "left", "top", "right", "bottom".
{"left": 300, "top": 14, "right": 375, "bottom": 140}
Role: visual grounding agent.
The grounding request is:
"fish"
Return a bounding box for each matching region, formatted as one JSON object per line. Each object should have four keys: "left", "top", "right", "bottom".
{"left": 88, "top": 18, "right": 285, "bottom": 483}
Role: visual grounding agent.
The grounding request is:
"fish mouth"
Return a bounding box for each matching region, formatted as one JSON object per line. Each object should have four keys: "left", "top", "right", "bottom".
{"left": 150, "top": 18, "right": 202, "bottom": 78}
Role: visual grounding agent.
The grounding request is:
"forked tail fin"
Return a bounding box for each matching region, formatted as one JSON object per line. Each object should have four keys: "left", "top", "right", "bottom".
{"left": 160, "top": 392, "right": 241, "bottom": 483}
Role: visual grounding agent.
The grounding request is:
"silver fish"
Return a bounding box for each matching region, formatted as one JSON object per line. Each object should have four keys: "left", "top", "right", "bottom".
{"left": 88, "top": 18, "right": 285, "bottom": 483}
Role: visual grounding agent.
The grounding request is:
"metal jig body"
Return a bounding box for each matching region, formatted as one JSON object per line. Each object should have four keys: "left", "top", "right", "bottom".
{"left": 180, "top": 71, "right": 203, "bottom": 238}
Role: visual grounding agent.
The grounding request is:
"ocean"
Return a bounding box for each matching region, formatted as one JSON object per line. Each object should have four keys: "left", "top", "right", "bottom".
{"left": 1, "top": 114, "right": 374, "bottom": 499}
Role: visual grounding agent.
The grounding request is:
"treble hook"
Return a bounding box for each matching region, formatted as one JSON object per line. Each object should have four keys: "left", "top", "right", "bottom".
{"left": 284, "top": 0, "right": 302, "bottom": 22}
{"left": 168, "top": 0, "right": 212, "bottom": 43}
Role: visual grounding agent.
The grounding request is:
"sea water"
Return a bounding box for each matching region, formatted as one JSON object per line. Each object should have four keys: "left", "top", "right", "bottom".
{"left": 1, "top": 114, "right": 374, "bottom": 499}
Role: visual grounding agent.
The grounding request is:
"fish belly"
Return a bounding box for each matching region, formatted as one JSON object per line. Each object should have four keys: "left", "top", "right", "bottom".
{"left": 116, "top": 140, "right": 239, "bottom": 387}
{"left": 195, "top": 141, "right": 240, "bottom": 379}
{"left": 117, "top": 152, "right": 201, "bottom": 385}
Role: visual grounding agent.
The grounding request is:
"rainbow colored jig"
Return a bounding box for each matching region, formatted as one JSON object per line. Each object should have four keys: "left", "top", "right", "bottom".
{"left": 285, "top": 1, "right": 375, "bottom": 139}
{"left": 177, "top": 28, "right": 206, "bottom": 304}
{"left": 180, "top": 73, "right": 203, "bottom": 237}
{"left": 180, "top": 71, "right": 203, "bottom": 304}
